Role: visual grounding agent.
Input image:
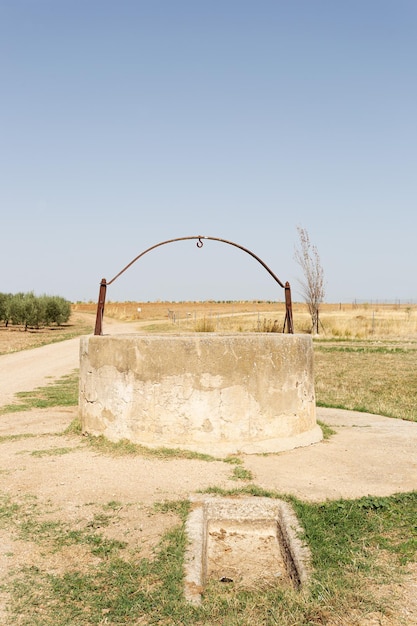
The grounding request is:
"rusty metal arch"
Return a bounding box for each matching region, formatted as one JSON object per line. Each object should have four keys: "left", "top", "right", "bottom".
{"left": 94, "top": 235, "right": 294, "bottom": 335}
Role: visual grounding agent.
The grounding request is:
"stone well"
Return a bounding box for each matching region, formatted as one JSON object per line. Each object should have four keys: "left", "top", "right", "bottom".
{"left": 79, "top": 333, "right": 321, "bottom": 456}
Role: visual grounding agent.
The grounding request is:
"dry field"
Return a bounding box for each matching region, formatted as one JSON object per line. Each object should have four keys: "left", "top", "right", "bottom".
{"left": 0, "top": 312, "right": 93, "bottom": 355}
{"left": 2, "top": 301, "right": 416, "bottom": 350}
{"left": 73, "top": 300, "right": 417, "bottom": 338}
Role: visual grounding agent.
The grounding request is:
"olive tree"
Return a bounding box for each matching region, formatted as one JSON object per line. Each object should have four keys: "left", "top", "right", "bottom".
{"left": 43, "top": 295, "right": 71, "bottom": 325}
{"left": 294, "top": 226, "right": 326, "bottom": 334}
{"left": 1, "top": 292, "right": 71, "bottom": 329}
{"left": 0, "top": 293, "right": 12, "bottom": 326}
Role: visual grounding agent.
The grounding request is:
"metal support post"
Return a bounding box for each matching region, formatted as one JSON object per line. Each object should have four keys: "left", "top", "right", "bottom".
{"left": 94, "top": 278, "right": 107, "bottom": 335}
{"left": 283, "top": 281, "right": 294, "bottom": 334}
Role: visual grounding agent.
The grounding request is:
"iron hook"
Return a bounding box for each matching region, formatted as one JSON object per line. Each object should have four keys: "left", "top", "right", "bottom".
{"left": 196, "top": 237, "right": 203, "bottom": 248}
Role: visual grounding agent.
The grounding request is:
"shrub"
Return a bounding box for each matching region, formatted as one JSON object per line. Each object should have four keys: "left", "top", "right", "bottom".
{"left": 194, "top": 317, "right": 215, "bottom": 332}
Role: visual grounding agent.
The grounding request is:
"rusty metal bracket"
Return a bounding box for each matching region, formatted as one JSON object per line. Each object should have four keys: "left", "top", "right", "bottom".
{"left": 94, "top": 235, "right": 293, "bottom": 335}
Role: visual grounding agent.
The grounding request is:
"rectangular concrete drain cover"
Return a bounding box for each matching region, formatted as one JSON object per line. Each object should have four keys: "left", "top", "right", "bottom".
{"left": 184, "top": 497, "right": 311, "bottom": 604}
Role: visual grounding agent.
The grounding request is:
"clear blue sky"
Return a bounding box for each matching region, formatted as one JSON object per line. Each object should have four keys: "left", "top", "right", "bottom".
{"left": 1, "top": 1, "right": 416, "bottom": 304}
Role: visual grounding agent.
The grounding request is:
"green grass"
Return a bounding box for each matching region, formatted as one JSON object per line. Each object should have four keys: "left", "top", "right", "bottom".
{"left": 294, "top": 492, "right": 417, "bottom": 567}
{"left": 230, "top": 465, "right": 254, "bottom": 481}
{"left": 200, "top": 484, "right": 285, "bottom": 498}
{"left": 83, "top": 433, "right": 219, "bottom": 461}
{"left": 153, "top": 499, "right": 191, "bottom": 518}
{"left": 316, "top": 344, "right": 410, "bottom": 354}
{"left": 0, "top": 493, "right": 125, "bottom": 554}
{"left": 317, "top": 420, "right": 336, "bottom": 440}
{"left": 0, "top": 371, "right": 79, "bottom": 415}
{"left": 74, "top": 429, "right": 258, "bottom": 483}
{"left": 0, "top": 433, "right": 39, "bottom": 443}
{"left": 29, "top": 446, "right": 79, "bottom": 458}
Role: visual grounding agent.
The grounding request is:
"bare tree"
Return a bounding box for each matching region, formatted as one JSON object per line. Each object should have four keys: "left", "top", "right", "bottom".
{"left": 294, "top": 226, "right": 326, "bottom": 334}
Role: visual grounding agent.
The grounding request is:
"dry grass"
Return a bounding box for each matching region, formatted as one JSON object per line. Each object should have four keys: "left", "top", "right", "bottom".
{"left": 312, "top": 304, "right": 417, "bottom": 422}
{"left": 314, "top": 343, "right": 417, "bottom": 421}
{"left": 318, "top": 302, "right": 417, "bottom": 339}
{"left": 73, "top": 300, "right": 417, "bottom": 338}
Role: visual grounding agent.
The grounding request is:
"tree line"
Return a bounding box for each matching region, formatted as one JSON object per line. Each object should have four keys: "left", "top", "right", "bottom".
{"left": 0, "top": 292, "right": 71, "bottom": 329}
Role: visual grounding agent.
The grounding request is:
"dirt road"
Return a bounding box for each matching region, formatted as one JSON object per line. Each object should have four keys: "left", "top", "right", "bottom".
{"left": 0, "top": 316, "right": 131, "bottom": 406}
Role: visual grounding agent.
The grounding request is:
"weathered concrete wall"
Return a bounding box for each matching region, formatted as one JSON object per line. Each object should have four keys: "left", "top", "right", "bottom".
{"left": 79, "top": 334, "right": 321, "bottom": 456}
